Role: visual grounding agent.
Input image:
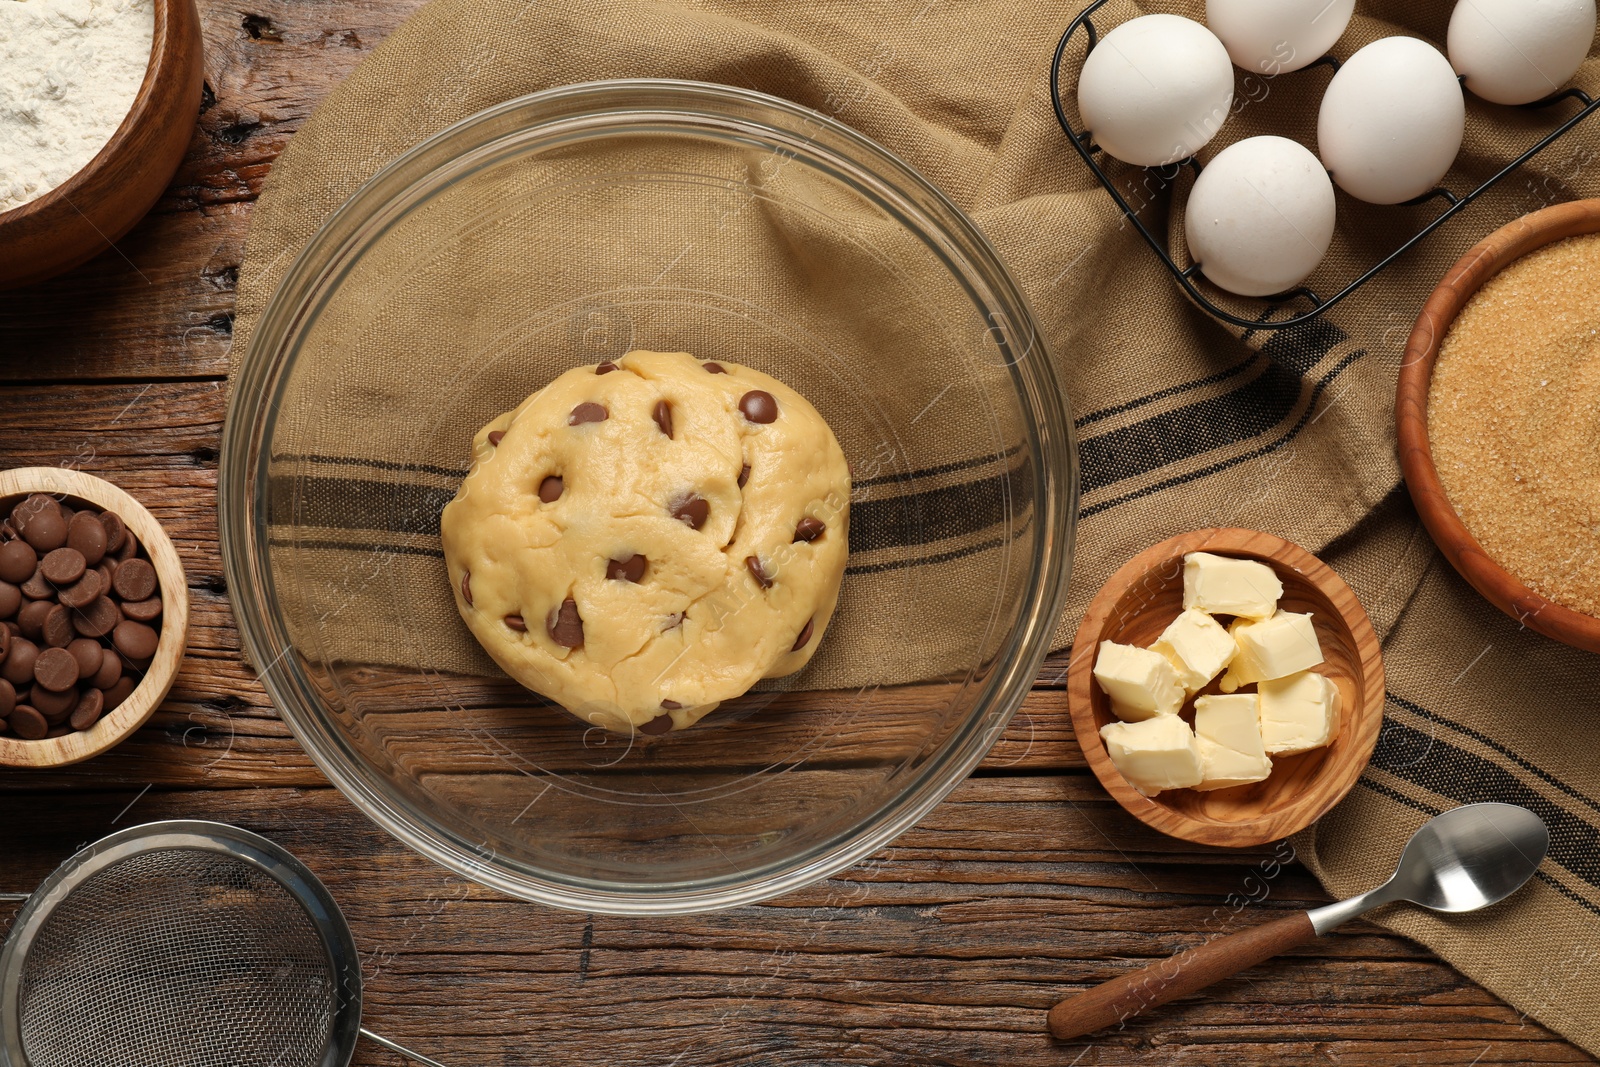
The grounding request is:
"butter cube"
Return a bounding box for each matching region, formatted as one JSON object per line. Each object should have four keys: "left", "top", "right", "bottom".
{"left": 1182, "top": 552, "right": 1282, "bottom": 620}
{"left": 1219, "top": 611, "right": 1323, "bottom": 692}
{"left": 1093, "top": 640, "right": 1185, "bottom": 721}
{"left": 1152, "top": 608, "right": 1238, "bottom": 693}
{"left": 1193, "top": 694, "right": 1273, "bottom": 791}
{"left": 1258, "top": 670, "right": 1340, "bottom": 755}
{"left": 1099, "top": 715, "right": 1204, "bottom": 796}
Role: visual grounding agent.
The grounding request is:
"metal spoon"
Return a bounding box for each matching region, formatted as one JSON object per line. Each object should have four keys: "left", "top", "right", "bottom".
{"left": 1047, "top": 802, "right": 1550, "bottom": 1040}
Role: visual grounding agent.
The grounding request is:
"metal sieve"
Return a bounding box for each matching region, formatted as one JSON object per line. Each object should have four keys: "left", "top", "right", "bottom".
{"left": 0, "top": 821, "right": 448, "bottom": 1067}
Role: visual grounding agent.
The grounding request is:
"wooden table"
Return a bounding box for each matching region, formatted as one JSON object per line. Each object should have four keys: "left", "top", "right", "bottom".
{"left": 0, "top": 4, "right": 1593, "bottom": 1064}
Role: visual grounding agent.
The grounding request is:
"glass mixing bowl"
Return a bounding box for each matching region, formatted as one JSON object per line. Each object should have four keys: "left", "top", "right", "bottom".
{"left": 221, "top": 80, "right": 1076, "bottom": 914}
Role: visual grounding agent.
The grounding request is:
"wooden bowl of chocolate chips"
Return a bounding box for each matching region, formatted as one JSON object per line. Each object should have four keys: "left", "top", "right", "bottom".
{"left": 0, "top": 468, "right": 188, "bottom": 767}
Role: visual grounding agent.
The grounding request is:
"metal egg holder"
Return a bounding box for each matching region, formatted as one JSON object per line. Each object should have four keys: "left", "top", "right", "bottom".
{"left": 1049, "top": 0, "right": 1600, "bottom": 331}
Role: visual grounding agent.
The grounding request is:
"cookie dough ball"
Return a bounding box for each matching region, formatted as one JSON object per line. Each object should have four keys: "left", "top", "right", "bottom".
{"left": 441, "top": 350, "right": 850, "bottom": 735}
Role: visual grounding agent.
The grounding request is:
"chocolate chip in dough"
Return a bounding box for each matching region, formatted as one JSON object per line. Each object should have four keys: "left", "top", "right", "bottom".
{"left": 538, "top": 476, "right": 564, "bottom": 503}
{"left": 10, "top": 705, "right": 46, "bottom": 740}
{"left": 0, "top": 678, "right": 13, "bottom": 716}
{"left": 14, "top": 496, "right": 66, "bottom": 552}
{"left": 121, "top": 596, "right": 162, "bottom": 623}
{"left": 0, "top": 581, "right": 18, "bottom": 618}
{"left": 102, "top": 676, "right": 137, "bottom": 711}
{"left": 92, "top": 647, "right": 121, "bottom": 689}
{"left": 2, "top": 639, "right": 37, "bottom": 686}
{"left": 595, "top": 361, "right": 618, "bottom": 375}
{"left": 460, "top": 570, "right": 473, "bottom": 606}
{"left": 662, "top": 612, "right": 684, "bottom": 631}
{"left": 0, "top": 540, "right": 36, "bottom": 584}
{"left": 67, "top": 638, "right": 101, "bottom": 677}
{"left": 739, "top": 390, "right": 778, "bottom": 424}
{"left": 794, "top": 517, "right": 825, "bottom": 543}
{"left": 745, "top": 556, "right": 772, "bottom": 589}
{"left": 569, "top": 402, "right": 608, "bottom": 425}
{"left": 58, "top": 569, "right": 103, "bottom": 610}
{"left": 112, "top": 558, "right": 157, "bottom": 602}
{"left": 548, "top": 598, "right": 584, "bottom": 649}
{"left": 639, "top": 713, "right": 674, "bottom": 735}
{"left": 69, "top": 687, "right": 104, "bottom": 731}
{"left": 487, "top": 430, "right": 505, "bottom": 447}
{"left": 19, "top": 567, "right": 51, "bottom": 601}
{"left": 66, "top": 511, "right": 107, "bottom": 565}
{"left": 504, "top": 614, "right": 527, "bottom": 632}
{"left": 660, "top": 699, "right": 683, "bottom": 709}
{"left": 703, "top": 362, "right": 727, "bottom": 374}
{"left": 17, "top": 600, "right": 51, "bottom": 640}
{"left": 33, "top": 647, "right": 79, "bottom": 692}
{"left": 72, "top": 597, "right": 120, "bottom": 638}
{"left": 653, "top": 400, "right": 673, "bottom": 439}
{"left": 606, "top": 555, "right": 647, "bottom": 583}
{"left": 113, "top": 621, "right": 159, "bottom": 661}
{"left": 99, "top": 510, "right": 126, "bottom": 554}
{"left": 41, "top": 547, "right": 85, "bottom": 586}
{"left": 31, "top": 684, "right": 76, "bottom": 721}
{"left": 738, "top": 464, "right": 750, "bottom": 489}
{"left": 41, "top": 605, "right": 74, "bottom": 648}
{"left": 791, "top": 618, "right": 815, "bottom": 652}
{"left": 670, "top": 494, "right": 709, "bottom": 530}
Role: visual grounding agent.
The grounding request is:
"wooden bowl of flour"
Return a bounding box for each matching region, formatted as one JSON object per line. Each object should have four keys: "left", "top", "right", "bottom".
{"left": 0, "top": 0, "right": 203, "bottom": 290}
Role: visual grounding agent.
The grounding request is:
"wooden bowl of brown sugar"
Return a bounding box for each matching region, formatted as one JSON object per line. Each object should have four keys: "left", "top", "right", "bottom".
{"left": 1399, "top": 199, "right": 1600, "bottom": 655}
{"left": 0, "top": 468, "right": 188, "bottom": 768}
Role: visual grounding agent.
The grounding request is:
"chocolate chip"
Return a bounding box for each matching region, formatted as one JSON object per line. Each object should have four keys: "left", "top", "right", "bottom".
{"left": 660, "top": 699, "right": 683, "bottom": 709}
{"left": 71, "top": 597, "right": 119, "bottom": 638}
{"left": 0, "top": 678, "right": 13, "bottom": 716}
{"left": 17, "top": 600, "right": 52, "bottom": 640}
{"left": 10, "top": 705, "right": 46, "bottom": 740}
{"left": 0, "top": 581, "right": 18, "bottom": 618}
{"left": 504, "top": 614, "right": 527, "bottom": 632}
{"left": 0, "top": 540, "right": 36, "bottom": 584}
{"left": 703, "top": 362, "right": 727, "bottom": 374}
{"left": 69, "top": 687, "right": 104, "bottom": 731}
{"left": 58, "top": 568, "right": 103, "bottom": 610}
{"left": 67, "top": 638, "right": 101, "bottom": 677}
{"left": 794, "top": 517, "right": 825, "bottom": 543}
{"left": 639, "top": 713, "right": 674, "bottom": 735}
{"left": 2, "top": 638, "right": 37, "bottom": 685}
{"left": 113, "top": 620, "right": 159, "bottom": 661}
{"left": 738, "top": 464, "right": 750, "bottom": 489}
{"left": 121, "top": 596, "right": 161, "bottom": 622}
{"left": 653, "top": 400, "right": 673, "bottom": 439}
{"left": 99, "top": 510, "right": 126, "bottom": 554}
{"left": 569, "top": 402, "right": 608, "bottom": 425}
{"left": 32, "top": 684, "right": 76, "bottom": 720}
{"left": 66, "top": 511, "right": 106, "bottom": 565}
{"left": 460, "top": 570, "right": 473, "bottom": 606}
{"left": 606, "top": 554, "right": 646, "bottom": 583}
{"left": 41, "top": 605, "right": 73, "bottom": 648}
{"left": 14, "top": 496, "right": 66, "bottom": 552}
{"left": 115, "top": 533, "right": 138, "bottom": 563}
{"left": 19, "top": 567, "right": 51, "bottom": 600}
{"left": 739, "top": 390, "right": 778, "bottom": 424}
{"left": 538, "top": 475, "right": 564, "bottom": 503}
{"left": 792, "top": 617, "right": 815, "bottom": 652}
{"left": 745, "top": 556, "right": 772, "bottom": 589}
{"left": 670, "top": 494, "right": 708, "bottom": 530}
{"left": 0, "top": 624, "right": 7, "bottom": 660}
{"left": 41, "top": 547, "right": 85, "bottom": 586}
{"left": 112, "top": 558, "right": 157, "bottom": 602}
{"left": 101, "top": 676, "right": 136, "bottom": 711}
{"left": 662, "top": 612, "right": 684, "bottom": 631}
{"left": 548, "top": 598, "right": 584, "bottom": 649}
{"left": 595, "top": 361, "right": 618, "bottom": 375}
{"left": 487, "top": 430, "right": 505, "bottom": 447}
{"left": 33, "top": 647, "right": 79, "bottom": 692}
{"left": 91, "top": 647, "right": 120, "bottom": 689}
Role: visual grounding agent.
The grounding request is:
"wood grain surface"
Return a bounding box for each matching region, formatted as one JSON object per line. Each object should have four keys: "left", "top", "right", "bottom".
{"left": 1397, "top": 197, "right": 1600, "bottom": 655}
{"left": 0, "top": 4, "right": 1593, "bottom": 1064}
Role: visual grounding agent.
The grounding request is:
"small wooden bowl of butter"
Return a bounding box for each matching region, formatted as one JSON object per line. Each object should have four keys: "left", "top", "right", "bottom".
{"left": 1067, "top": 528, "right": 1384, "bottom": 848}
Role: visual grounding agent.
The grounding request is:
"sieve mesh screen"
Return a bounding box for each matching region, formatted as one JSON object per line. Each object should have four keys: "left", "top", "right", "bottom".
{"left": 16, "top": 848, "right": 337, "bottom": 1067}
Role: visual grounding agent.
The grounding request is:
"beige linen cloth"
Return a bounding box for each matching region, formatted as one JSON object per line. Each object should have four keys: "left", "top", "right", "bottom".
{"left": 233, "top": 0, "right": 1600, "bottom": 1050}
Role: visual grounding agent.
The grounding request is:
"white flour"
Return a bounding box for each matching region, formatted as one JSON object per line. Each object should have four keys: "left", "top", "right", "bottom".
{"left": 0, "top": 0, "right": 155, "bottom": 214}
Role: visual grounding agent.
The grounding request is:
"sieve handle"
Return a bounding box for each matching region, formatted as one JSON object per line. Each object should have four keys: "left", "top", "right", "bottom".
{"left": 361, "top": 1027, "right": 453, "bottom": 1067}
{"left": 0, "top": 893, "right": 28, "bottom": 902}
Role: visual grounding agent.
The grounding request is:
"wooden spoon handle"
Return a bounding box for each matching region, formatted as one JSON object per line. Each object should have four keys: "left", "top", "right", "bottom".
{"left": 1046, "top": 911, "right": 1318, "bottom": 1040}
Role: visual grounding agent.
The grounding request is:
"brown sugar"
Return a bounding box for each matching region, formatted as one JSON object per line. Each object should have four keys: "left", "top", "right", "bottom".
{"left": 1430, "top": 232, "right": 1600, "bottom": 618}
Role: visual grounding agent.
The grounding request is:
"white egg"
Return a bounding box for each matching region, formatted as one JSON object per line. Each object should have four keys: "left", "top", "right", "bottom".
{"left": 1449, "top": 0, "right": 1596, "bottom": 105}
{"left": 1077, "top": 14, "right": 1235, "bottom": 167}
{"left": 1185, "top": 136, "right": 1336, "bottom": 298}
{"left": 1318, "top": 37, "right": 1465, "bottom": 205}
{"left": 1206, "top": 0, "right": 1356, "bottom": 74}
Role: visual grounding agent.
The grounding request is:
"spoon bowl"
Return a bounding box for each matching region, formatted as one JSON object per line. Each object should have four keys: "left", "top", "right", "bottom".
{"left": 1390, "top": 802, "right": 1550, "bottom": 913}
